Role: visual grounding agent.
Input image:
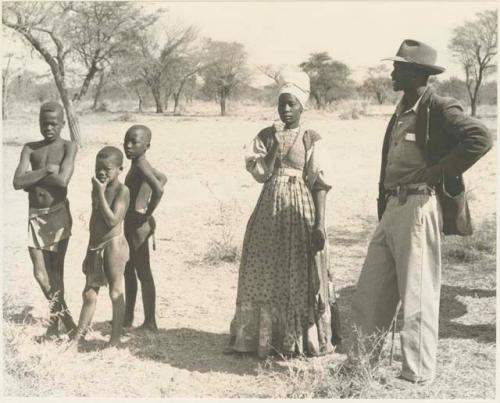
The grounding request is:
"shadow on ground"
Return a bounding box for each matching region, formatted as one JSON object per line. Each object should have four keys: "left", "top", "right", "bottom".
{"left": 89, "top": 322, "right": 261, "bottom": 376}
{"left": 334, "top": 284, "right": 495, "bottom": 345}
{"left": 439, "top": 285, "right": 495, "bottom": 343}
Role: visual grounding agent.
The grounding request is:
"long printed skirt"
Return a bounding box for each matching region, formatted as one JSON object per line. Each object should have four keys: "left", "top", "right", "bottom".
{"left": 228, "top": 174, "right": 334, "bottom": 358}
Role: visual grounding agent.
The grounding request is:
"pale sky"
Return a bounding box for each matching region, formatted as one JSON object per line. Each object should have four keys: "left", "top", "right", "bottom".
{"left": 2, "top": 1, "right": 497, "bottom": 85}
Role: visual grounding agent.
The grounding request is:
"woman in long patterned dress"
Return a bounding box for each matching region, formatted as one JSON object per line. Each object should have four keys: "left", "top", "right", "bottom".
{"left": 226, "top": 70, "right": 339, "bottom": 358}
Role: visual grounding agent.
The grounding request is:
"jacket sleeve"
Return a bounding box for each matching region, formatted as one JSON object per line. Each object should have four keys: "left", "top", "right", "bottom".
{"left": 244, "top": 133, "right": 272, "bottom": 183}
{"left": 438, "top": 100, "right": 493, "bottom": 176}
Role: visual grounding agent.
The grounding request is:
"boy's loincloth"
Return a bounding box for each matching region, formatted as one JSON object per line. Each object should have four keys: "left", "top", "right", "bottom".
{"left": 28, "top": 199, "right": 72, "bottom": 252}
{"left": 124, "top": 210, "right": 156, "bottom": 249}
{"left": 82, "top": 235, "right": 127, "bottom": 288}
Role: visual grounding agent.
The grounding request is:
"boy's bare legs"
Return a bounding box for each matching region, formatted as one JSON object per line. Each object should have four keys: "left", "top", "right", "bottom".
{"left": 104, "top": 237, "right": 127, "bottom": 346}
{"left": 28, "top": 239, "right": 76, "bottom": 338}
{"left": 125, "top": 221, "right": 157, "bottom": 331}
{"left": 71, "top": 286, "right": 99, "bottom": 345}
{"left": 123, "top": 258, "right": 137, "bottom": 328}
{"left": 49, "top": 239, "right": 77, "bottom": 334}
{"left": 135, "top": 241, "right": 157, "bottom": 331}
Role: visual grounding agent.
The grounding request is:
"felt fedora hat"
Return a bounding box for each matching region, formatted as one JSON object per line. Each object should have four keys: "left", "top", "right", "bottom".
{"left": 383, "top": 39, "right": 445, "bottom": 75}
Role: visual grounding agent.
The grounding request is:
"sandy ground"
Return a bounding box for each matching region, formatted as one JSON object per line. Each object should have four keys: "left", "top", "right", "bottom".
{"left": 2, "top": 104, "right": 496, "bottom": 398}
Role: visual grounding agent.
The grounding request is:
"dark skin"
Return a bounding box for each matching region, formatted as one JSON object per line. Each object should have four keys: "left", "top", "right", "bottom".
{"left": 123, "top": 126, "right": 167, "bottom": 331}
{"left": 271, "top": 93, "right": 326, "bottom": 252}
{"left": 70, "top": 155, "right": 130, "bottom": 348}
{"left": 390, "top": 62, "right": 443, "bottom": 186}
{"left": 13, "top": 104, "right": 77, "bottom": 339}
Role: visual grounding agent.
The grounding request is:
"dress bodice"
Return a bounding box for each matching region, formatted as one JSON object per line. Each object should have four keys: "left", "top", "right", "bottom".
{"left": 275, "top": 129, "right": 305, "bottom": 170}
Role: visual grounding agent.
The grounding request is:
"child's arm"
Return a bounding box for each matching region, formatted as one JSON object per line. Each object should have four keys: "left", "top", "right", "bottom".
{"left": 136, "top": 159, "right": 165, "bottom": 217}
{"left": 93, "top": 178, "right": 130, "bottom": 227}
{"left": 153, "top": 167, "right": 167, "bottom": 187}
{"left": 13, "top": 145, "right": 58, "bottom": 190}
{"left": 40, "top": 141, "right": 78, "bottom": 188}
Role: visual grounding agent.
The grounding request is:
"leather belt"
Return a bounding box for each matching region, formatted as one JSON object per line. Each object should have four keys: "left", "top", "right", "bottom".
{"left": 385, "top": 183, "right": 434, "bottom": 204}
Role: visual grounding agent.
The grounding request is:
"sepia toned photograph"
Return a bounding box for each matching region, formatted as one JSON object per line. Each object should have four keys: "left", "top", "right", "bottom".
{"left": 2, "top": 0, "right": 497, "bottom": 399}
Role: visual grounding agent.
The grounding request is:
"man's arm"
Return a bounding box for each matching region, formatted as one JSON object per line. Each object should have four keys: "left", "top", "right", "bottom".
{"left": 439, "top": 101, "right": 492, "bottom": 176}
{"left": 13, "top": 144, "right": 52, "bottom": 190}
{"left": 40, "top": 141, "right": 78, "bottom": 188}
{"left": 420, "top": 100, "right": 492, "bottom": 184}
{"left": 137, "top": 159, "right": 165, "bottom": 217}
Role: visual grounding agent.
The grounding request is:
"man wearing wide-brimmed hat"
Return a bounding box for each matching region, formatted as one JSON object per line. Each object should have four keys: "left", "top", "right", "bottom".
{"left": 351, "top": 39, "right": 492, "bottom": 383}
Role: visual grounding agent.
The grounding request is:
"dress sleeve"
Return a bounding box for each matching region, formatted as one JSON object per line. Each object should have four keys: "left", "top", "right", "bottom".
{"left": 306, "top": 139, "right": 333, "bottom": 192}
{"left": 245, "top": 134, "right": 271, "bottom": 183}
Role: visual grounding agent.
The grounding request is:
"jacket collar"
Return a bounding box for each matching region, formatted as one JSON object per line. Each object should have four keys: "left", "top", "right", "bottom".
{"left": 396, "top": 86, "right": 431, "bottom": 115}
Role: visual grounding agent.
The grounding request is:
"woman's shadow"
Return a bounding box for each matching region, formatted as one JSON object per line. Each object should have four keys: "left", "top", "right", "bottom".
{"left": 91, "top": 322, "right": 261, "bottom": 376}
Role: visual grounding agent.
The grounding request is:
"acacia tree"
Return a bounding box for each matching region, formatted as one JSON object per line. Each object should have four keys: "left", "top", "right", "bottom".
{"left": 362, "top": 65, "right": 393, "bottom": 105}
{"left": 449, "top": 9, "right": 497, "bottom": 116}
{"left": 2, "top": 1, "right": 156, "bottom": 144}
{"left": 201, "top": 39, "right": 249, "bottom": 116}
{"left": 128, "top": 24, "right": 197, "bottom": 113}
{"left": 299, "top": 52, "right": 353, "bottom": 109}
{"left": 171, "top": 52, "right": 203, "bottom": 115}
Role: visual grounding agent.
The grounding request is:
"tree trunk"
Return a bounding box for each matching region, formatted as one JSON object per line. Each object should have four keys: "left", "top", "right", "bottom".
{"left": 52, "top": 71, "right": 82, "bottom": 146}
{"left": 151, "top": 86, "right": 163, "bottom": 113}
{"left": 470, "top": 99, "right": 477, "bottom": 117}
{"left": 220, "top": 91, "right": 226, "bottom": 116}
{"left": 2, "top": 74, "right": 8, "bottom": 120}
{"left": 92, "top": 71, "right": 105, "bottom": 111}
{"left": 60, "top": 90, "right": 82, "bottom": 147}
{"left": 75, "top": 62, "right": 99, "bottom": 103}
{"left": 173, "top": 92, "right": 181, "bottom": 115}
{"left": 2, "top": 55, "right": 12, "bottom": 120}
{"left": 173, "top": 78, "right": 188, "bottom": 116}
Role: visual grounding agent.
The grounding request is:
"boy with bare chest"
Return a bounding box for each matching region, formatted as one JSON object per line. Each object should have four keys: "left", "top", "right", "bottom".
{"left": 13, "top": 102, "right": 77, "bottom": 340}
{"left": 123, "top": 125, "right": 167, "bottom": 331}
{"left": 71, "top": 147, "right": 130, "bottom": 347}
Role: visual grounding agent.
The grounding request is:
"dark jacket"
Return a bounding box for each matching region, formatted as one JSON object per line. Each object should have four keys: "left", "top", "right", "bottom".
{"left": 377, "top": 88, "right": 492, "bottom": 233}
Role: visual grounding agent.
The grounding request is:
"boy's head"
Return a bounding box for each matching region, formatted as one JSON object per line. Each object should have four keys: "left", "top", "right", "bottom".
{"left": 123, "top": 125, "right": 152, "bottom": 160}
{"left": 39, "top": 102, "right": 65, "bottom": 142}
{"left": 95, "top": 146, "right": 124, "bottom": 184}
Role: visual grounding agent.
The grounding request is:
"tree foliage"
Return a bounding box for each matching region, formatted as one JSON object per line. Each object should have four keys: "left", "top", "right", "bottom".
{"left": 299, "top": 52, "right": 354, "bottom": 109}
{"left": 448, "top": 9, "right": 497, "bottom": 116}
{"left": 2, "top": 1, "right": 157, "bottom": 144}
{"left": 201, "top": 39, "right": 249, "bottom": 116}
{"left": 360, "top": 65, "right": 394, "bottom": 105}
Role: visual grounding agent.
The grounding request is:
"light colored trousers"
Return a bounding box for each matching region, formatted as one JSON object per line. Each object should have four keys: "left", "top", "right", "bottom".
{"left": 351, "top": 192, "right": 442, "bottom": 382}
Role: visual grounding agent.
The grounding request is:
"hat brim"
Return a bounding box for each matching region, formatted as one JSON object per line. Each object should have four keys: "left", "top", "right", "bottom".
{"left": 382, "top": 56, "right": 445, "bottom": 75}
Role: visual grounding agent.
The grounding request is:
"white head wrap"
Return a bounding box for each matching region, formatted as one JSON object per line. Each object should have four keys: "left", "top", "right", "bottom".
{"left": 278, "top": 69, "right": 310, "bottom": 109}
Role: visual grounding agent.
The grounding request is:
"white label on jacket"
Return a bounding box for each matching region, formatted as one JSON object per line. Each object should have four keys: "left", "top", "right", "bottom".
{"left": 405, "top": 132, "right": 416, "bottom": 141}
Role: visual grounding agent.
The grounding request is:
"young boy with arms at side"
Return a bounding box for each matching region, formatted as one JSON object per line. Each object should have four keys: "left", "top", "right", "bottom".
{"left": 71, "top": 147, "right": 129, "bottom": 348}
{"left": 123, "top": 125, "right": 167, "bottom": 331}
{"left": 13, "top": 102, "right": 77, "bottom": 341}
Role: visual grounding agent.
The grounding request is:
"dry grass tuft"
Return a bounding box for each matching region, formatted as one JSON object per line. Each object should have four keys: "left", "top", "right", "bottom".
{"left": 442, "top": 217, "right": 496, "bottom": 264}
{"left": 204, "top": 200, "right": 242, "bottom": 265}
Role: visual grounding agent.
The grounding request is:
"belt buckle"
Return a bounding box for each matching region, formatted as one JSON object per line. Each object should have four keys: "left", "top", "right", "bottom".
{"left": 397, "top": 185, "right": 408, "bottom": 204}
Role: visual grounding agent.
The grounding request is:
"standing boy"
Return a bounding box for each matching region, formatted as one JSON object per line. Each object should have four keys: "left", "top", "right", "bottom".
{"left": 13, "top": 102, "right": 77, "bottom": 340}
{"left": 123, "top": 125, "right": 167, "bottom": 331}
{"left": 71, "top": 147, "right": 130, "bottom": 347}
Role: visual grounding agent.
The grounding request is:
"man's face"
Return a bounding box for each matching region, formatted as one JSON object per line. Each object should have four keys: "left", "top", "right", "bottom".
{"left": 39, "top": 110, "right": 65, "bottom": 142}
{"left": 123, "top": 130, "right": 149, "bottom": 160}
{"left": 390, "top": 62, "right": 418, "bottom": 92}
{"left": 278, "top": 93, "right": 303, "bottom": 127}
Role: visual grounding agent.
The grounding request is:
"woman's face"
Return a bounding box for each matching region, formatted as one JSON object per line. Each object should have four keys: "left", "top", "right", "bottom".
{"left": 278, "top": 93, "right": 303, "bottom": 128}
